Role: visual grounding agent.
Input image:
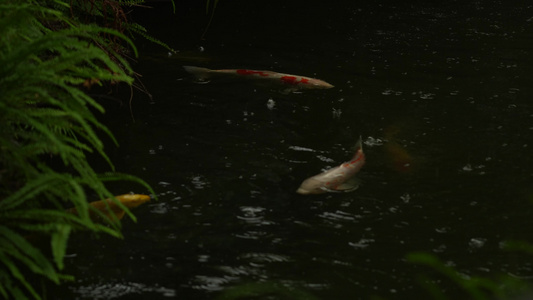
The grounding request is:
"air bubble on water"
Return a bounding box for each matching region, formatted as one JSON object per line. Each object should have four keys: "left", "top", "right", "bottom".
{"left": 435, "top": 227, "right": 449, "bottom": 233}
{"left": 469, "top": 237, "right": 487, "bottom": 249}
{"left": 317, "top": 155, "right": 335, "bottom": 163}
{"left": 433, "top": 244, "right": 447, "bottom": 253}
{"left": 332, "top": 108, "right": 342, "bottom": 119}
{"left": 150, "top": 203, "right": 168, "bottom": 214}
{"left": 197, "top": 255, "right": 210, "bottom": 263}
{"left": 400, "top": 193, "right": 410, "bottom": 203}
{"left": 462, "top": 164, "right": 473, "bottom": 172}
{"left": 364, "top": 136, "right": 384, "bottom": 146}
{"left": 191, "top": 175, "right": 209, "bottom": 189}
{"left": 349, "top": 238, "right": 375, "bottom": 249}
{"left": 266, "top": 98, "right": 275, "bottom": 110}
{"left": 420, "top": 92, "right": 435, "bottom": 100}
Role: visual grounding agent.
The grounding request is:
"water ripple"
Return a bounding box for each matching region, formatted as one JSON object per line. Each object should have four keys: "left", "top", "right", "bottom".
{"left": 72, "top": 282, "right": 175, "bottom": 299}
{"left": 288, "top": 145, "right": 317, "bottom": 152}
{"left": 236, "top": 206, "right": 272, "bottom": 225}
{"left": 241, "top": 252, "right": 291, "bottom": 263}
{"left": 191, "top": 275, "right": 238, "bottom": 292}
{"left": 348, "top": 238, "right": 375, "bottom": 249}
{"left": 191, "top": 175, "right": 209, "bottom": 189}
{"left": 234, "top": 231, "right": 268, "bottom": 240}
{"left": 319, "top": 210, "right": 361, "bottom": 222}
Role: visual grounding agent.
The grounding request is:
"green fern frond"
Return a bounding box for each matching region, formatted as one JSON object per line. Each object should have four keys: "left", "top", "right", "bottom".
{"left": 0, "top": 251, "right": 40, "bottom": 300}
{"left": 0, "top": 1, "right": 154, "bottom": 298}
{"left": 0, "top": 226, "right": 59, "bottom": 283}
{"left": 50, "top": 224, "right": 71, "bottom": 270}
{"left": 0, "top": 174, "right": 65, "bottom": 211}
{"left": 99, "top": 172, "right": 156, "bottom": 198}
{"left": 126, "top": 22, "right": 175, "bottom": 52}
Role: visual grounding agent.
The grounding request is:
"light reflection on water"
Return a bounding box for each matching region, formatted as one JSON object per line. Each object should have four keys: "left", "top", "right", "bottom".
{"left": 72, "top": 282, "right": 176, "bottom": 299}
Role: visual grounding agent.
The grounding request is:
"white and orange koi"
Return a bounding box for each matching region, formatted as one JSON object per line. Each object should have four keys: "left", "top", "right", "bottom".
{"left": 296, "top": 138, "right": 365, "bottom": 195}
{"left": 183, "top": 66, "right": 334, "bottom": 91}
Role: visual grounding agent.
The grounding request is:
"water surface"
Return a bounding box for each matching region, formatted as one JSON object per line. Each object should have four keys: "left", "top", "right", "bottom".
{"left": 55, "top": 1, "right": 533, "bottom": 299}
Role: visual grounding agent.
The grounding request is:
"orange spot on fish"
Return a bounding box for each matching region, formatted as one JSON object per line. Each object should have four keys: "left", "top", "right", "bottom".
{"left": 281, "top": 76, "right": 298, "bottom": 85}
{"left": 351, "top": 155, "right": 363, "bottom": 164}
{"left": 279, "top": 76, "right": 313, "bottom": 85}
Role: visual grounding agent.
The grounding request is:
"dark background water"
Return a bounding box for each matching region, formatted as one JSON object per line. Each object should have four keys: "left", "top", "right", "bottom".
{"left": 54, "top": 0, "right": 533, "bottom": 299}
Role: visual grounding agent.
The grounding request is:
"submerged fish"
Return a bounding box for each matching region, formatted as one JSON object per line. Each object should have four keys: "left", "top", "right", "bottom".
{"left": 384, "top": 141, "right": 413, "bottom": 173}
{"left": 296, "top": 139, "right": 366, "bottom": 194}
{"left": 383, "top": 123, "right": 415, "bottom": 174}
{"left": 183, "top": 66, "right": 334, "bottom": 92}
{"left": 67, "top": 194, "right": 151, "bottom": 222}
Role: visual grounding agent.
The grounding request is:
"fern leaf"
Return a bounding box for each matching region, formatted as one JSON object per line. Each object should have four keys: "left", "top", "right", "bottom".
{"left": 0, "top": 174, "right": 63, "bottom": 211}
{"left": 0, "top": 252, "right": 39, "bottom": 300}
{"left": 0, "top": 225, "right": 59, "bottom": 283}
{"left": 50, "top": 224, "right": 71, "bottom": 270}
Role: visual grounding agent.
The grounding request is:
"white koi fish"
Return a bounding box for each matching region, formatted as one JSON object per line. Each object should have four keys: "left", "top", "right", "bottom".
{"left": 183, "top": 66, "right": 334, "bottom": 91}
{"left": 296, "top": 138, "right": 365, "bottom": 194}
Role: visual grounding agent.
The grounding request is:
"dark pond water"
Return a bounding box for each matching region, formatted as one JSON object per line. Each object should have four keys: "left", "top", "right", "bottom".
{"left": 55, "top": 0, "right": 533, "bottom": 299}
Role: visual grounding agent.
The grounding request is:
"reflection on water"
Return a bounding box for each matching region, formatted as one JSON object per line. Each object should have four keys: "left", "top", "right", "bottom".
{"left": 52, "top": 0, "right": 533, "bottom": 299}
{"left": 73, "top": 282, "right": 176, "bottom": 299}
{"left": 349, "top": 239, "right": 375, "bottom": 250}
{"left": 319, "top": 210, "right": 361, "bottom": 223}
{"left": 192, "top": 275, "right": 238, "bottom": 292}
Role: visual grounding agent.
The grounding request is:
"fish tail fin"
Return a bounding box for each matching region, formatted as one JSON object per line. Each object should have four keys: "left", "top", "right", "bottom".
{"left": 183, "top": 66, "right": 212, "bottom": 82}
{"left": 354, "top": 135, "right": 363, "bottom": 152}
{"left": 348, "top": 135, "right": 366, "bottom": 167}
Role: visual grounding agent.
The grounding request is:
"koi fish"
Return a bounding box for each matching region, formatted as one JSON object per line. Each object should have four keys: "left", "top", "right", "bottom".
{"left": 183, "top": 66, "right": 334, "bottom": 92}
{"left": 383, "top": 124, "right": 414, "bottom": 174}
{"left": 296, "top": 138, "right": 365, "bottom": 194}
{"left": 384, "top": 141, "right": 413, "bottom": 173}
{"left": 67, "top": 194, "right": 151, "bottom": 222}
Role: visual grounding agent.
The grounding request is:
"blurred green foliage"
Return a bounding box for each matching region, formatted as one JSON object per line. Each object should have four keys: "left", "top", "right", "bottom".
{"left": 407, "top": 251, "right": 531, "bottom": 300}
{"left": 0, "top": 0, "right": 154, "bottom": 298}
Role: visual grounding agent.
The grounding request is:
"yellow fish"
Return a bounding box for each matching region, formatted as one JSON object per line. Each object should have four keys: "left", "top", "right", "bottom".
{"left": 67, "top": 194, "right": 151, "bottom": 222}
